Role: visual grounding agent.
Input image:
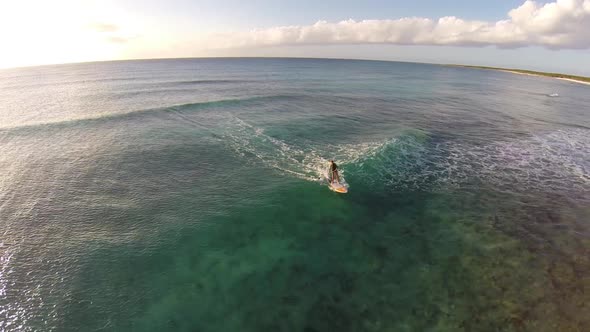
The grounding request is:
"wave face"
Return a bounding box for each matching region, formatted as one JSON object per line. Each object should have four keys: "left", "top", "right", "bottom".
{"left": 347, "top": 129, "right": 590, "bottom": 196}
{"left": 1, "top": 58, "right": 590, "bottom": 331}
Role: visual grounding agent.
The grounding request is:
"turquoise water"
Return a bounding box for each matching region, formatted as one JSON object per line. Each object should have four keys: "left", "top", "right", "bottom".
{"left": 0, "top": 58, "right": 589, "bottom": 331}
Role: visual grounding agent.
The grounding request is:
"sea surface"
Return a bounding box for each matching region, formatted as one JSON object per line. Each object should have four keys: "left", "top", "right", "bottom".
{"left": 0, "top": 58, "right": 589, "bottom": 331}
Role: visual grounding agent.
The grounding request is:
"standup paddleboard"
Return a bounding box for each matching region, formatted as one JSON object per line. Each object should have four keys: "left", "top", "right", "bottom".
{"left": 328, "top": 181, "right": 348, "bottom": 194}
{"left": 324, "top": 162, "right": 349, "bottom": 193}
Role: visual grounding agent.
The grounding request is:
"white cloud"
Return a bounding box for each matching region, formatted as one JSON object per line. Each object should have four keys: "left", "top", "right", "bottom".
{"left": 85, "top": 21, "right": 139, "bottom": 44}
{"left": 209, "top": 0, "right": 590, "bottom": 50}
{"left": 88, "top": 22, "right": 120, "bottom": 33}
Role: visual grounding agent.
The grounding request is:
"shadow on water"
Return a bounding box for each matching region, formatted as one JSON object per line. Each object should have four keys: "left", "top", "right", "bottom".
{"left": 62, "top": 175, "right": 588, "bottom": 332}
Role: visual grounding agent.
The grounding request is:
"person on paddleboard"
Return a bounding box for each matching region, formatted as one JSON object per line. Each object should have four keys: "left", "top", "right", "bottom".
{"left": 329, "top": 160, "right": 340, "bottom": 184}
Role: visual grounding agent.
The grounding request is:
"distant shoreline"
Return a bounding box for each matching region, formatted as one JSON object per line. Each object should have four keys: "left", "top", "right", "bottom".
{"left": 449, "top": 65, "right": 590, "bottom": 86}
{"left": 3, "top": 58, "right": 590, "bottom": 86}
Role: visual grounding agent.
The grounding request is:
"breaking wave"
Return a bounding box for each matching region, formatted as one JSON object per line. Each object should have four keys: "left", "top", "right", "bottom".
{"left": 221, "top": 117, "right": 391, "bottom": 183}
{"left": 350, "top": 129, "right": 589, "bottom": 200}
{"left": 218, "top": 113, "right": 589, "bottom": 202}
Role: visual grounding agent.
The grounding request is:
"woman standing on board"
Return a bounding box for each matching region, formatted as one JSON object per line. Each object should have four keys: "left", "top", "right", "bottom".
{"left": 329, "top": 160, "right": 340, "bottom": 184}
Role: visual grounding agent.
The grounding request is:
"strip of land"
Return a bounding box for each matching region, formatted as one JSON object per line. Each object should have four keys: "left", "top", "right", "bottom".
{"left": 448, "top": 65, "right": 590, "bottom": 86}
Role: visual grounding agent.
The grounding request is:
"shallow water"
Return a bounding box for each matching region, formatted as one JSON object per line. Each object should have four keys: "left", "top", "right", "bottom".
{"left": 0, "top": 58, "right": 589, "bottom": 331}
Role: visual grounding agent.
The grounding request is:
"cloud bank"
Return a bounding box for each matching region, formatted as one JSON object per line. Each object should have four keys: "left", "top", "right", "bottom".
{"left": 212, "top": 0, "right": 590, "bottom": 50}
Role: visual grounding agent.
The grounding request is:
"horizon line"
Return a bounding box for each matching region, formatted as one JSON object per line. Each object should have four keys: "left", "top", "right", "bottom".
{"left": 1, "top": 56, "right": 588, "bottom": 79}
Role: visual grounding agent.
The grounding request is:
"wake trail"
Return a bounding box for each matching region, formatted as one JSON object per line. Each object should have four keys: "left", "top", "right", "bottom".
{"left": 222, "top": 117, "right": 393, "bottom": 183}
{"left": 211, "top": 116, "right": 589, "bottom": 203}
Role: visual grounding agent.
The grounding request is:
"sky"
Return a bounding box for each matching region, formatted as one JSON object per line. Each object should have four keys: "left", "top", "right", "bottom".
{"left": 1, "top": 0, "right": 589, "bottom": 75}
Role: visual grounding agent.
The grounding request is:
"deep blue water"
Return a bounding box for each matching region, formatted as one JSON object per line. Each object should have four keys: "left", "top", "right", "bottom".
{"left": 0, "top": 58, "right": 589, "bottom": 331}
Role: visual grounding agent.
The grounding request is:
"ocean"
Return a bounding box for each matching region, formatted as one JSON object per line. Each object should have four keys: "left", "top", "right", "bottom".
{"left": 0, "top": 58, "right": 589, "bottom": 331}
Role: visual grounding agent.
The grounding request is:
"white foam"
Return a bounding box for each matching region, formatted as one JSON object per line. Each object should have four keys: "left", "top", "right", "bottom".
{"left": 221, "top": 117, "right": 589, "bottom": 200}
{"left": 359, "top": 129, "right": 590, "bottom": 199}
{"left": 223, "top": 117, "right": 393, "bottom": 184}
